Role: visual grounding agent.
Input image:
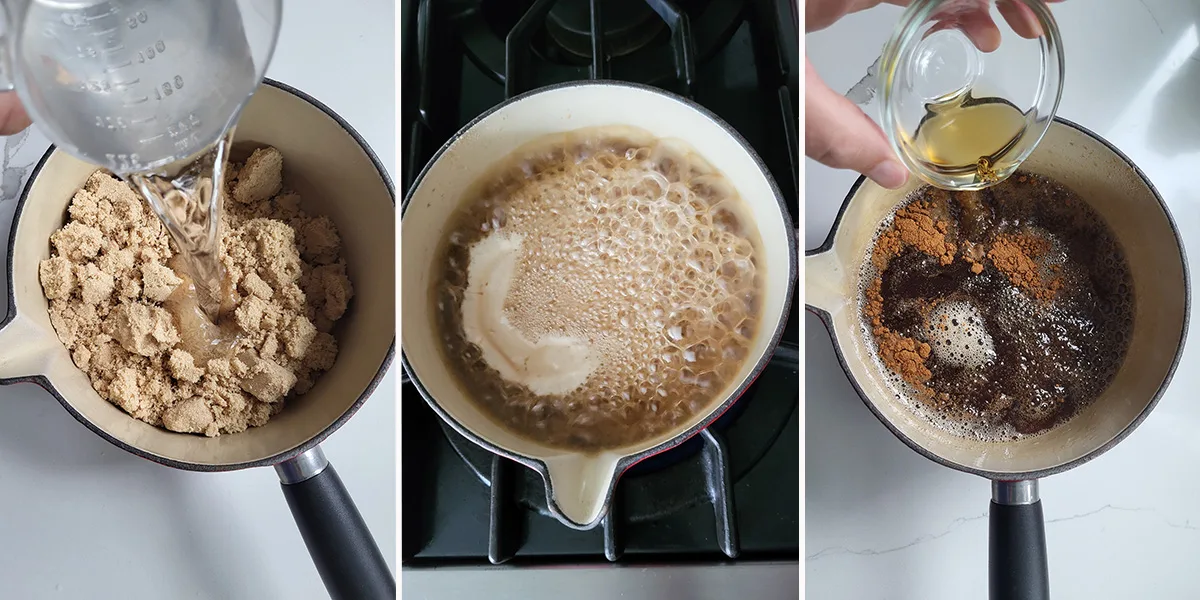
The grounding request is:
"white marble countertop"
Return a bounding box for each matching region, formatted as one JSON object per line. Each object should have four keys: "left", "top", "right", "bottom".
{"left": 806, "top": 1, "right": 1200, "bottom": 598}
{"left": 0, "top": 2, "right": 395, "bottom": 598}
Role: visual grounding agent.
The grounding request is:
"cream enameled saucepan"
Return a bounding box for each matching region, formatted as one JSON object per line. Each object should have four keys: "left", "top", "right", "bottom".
{"left": 806, "top": 119, "right": 1188, "bottom": 600}
{"left": 402, "top": 81, "right": 797, "bottom": 529}
{"left": 0, "top": 80, "right": 395, "bottom": 599}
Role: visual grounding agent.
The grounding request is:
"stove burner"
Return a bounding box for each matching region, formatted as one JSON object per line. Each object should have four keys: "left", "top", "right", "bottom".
{"left": 546, "top": 0, "right": 664, "bottom": 58}
{"left": 402, "top": 0, "right": 799, "bottom": 564}
{"left": 442, "top": 343, "right": 798, "bottom": 524}
{"left": 460, "top": 0, "right": 744, "bottom": 86}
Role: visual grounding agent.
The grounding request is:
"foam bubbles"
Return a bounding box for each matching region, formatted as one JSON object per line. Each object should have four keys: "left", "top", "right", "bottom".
{"left": 433, "top": 126, "right": 765, "bottom": 450}
{"left": 856, "top": 175, "right": 1136, "bottom": 444}
{"left": 925, "top": 301, "right": 995, "bottom": 368}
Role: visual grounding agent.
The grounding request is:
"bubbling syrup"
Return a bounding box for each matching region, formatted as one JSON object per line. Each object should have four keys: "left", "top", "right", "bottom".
{"left": 859, "top": 174, "right": 1135, "bottom": 441}
{"left": 434, "top": 127, "right": 766, "bottom": 451}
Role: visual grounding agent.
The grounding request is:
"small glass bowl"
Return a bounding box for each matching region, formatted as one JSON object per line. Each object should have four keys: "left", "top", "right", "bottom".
{"left": 878, "top": 0, "right": 1064, "bottom": 190}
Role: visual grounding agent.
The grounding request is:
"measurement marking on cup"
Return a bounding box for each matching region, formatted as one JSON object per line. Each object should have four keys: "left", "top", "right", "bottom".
{"left": 123, "top": 96, "right": 150, "bottom": 106}
{"left": 131, "top": 116, "right": 157, "bottom": 125}
{"left": 104, "top": 61, "right": 134, "bottom": 73}
{"left": 112, "top": 78, "right": 141, "bottom": 90}
{"left": 102, "top": 44, "right": 126, "bottom": 54}
{"left": 139, "top": 134, "right": 165, "bottom": 144}
{"left": 83, "top": 9, "right": 118, "bottom": 21}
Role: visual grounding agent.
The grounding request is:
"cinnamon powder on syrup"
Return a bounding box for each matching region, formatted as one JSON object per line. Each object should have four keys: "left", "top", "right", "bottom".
{"left": 864, "top": 191, "right": 1062, "bottom": 403}
{"left": 863, "top": 201, "right": 956, "bottom": 394}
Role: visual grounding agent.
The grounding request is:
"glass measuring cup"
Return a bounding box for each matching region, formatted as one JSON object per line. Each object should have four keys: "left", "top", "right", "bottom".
{"left": 0, "top": 0, "right": 281, "bottom": 174}
{"left": 877, "top": 0, "right": 1064, "bottom": 190}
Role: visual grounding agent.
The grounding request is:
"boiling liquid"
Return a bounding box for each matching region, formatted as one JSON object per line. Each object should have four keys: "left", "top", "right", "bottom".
{"left": 859, "top": 175, "right": 1135, "bottom": 440}
{"left": 909, "top": 92, "right": 1029, "bottom": 187}
{"left": 435, "top": 127, "right": 765, "bottom": 451}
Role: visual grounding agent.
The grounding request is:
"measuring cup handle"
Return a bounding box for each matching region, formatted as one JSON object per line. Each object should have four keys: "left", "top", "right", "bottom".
{"left": 277, "top": 447, "right": 395, "bottom": 600}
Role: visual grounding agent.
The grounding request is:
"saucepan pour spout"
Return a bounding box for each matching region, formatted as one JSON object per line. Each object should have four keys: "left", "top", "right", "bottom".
{"left": 804, "top": 249, "right": 846, "bottom": 316}
{"left": 0, "top": 311, "right": 60, "bottom": 383}
{"left": 542, "top": 453, "right": 621, "bottom": 529}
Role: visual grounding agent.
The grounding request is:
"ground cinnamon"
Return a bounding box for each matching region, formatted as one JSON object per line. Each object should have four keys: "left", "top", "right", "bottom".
{"left": 863, "top": 200, "right": 956, "bottom": 394}
{"left": 987, "top": 232, "right": 1061, "bottom": 302}
{"left": 870, "top": 200, "right": 957, "bottom": 271}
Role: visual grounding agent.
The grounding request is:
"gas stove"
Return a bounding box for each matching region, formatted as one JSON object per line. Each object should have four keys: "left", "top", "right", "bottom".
{"left": 401, "top": 0, "right": 798, "bottom": 594}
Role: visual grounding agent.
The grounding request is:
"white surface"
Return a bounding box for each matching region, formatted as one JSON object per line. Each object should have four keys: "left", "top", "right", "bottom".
{"left": 403, "top": 563, "right": 800, "bottom": 600}
{"left": 806, "top": 1, "right": 1200, "bottom": 598}
{"left": 0, "top": 2, "right": 396, "bottom": 599}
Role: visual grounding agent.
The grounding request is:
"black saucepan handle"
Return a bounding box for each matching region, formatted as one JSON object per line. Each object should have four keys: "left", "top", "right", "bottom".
{"left": 278, "top": 447, "right": 395, "bottom": 600}
{"left": 989, "top": 480, "right": 1049, "bottom": 600}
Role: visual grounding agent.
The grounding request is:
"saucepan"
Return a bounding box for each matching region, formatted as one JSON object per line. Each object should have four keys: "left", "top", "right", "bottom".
{"left": 402, "top": 81, "right": 797, "bottom": 529}
{"left": 0, "top": 80, "right": 395, "bottom": 599}
{"left": 806, "top": 118, "right": 1188, "bottom": 599}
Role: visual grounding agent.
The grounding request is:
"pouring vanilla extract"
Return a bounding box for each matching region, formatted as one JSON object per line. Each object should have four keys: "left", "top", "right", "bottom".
{"left": 875, "top": 0, "right": 1063, "bottom": 191}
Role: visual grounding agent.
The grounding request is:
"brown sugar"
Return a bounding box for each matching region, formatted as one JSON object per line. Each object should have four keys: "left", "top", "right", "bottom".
{"left": 987, "top": 233, "right": 1061, "bottom": 301}
{"left": 38, "top": 148, "right": 354, "bottom": 437}
{"left": 231, "top": 147, "right": 284, "bottom": 205}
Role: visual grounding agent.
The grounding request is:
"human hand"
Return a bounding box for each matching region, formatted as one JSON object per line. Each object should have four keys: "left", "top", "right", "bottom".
{"left": 0, "top": 92, "right": 31, "bottom": 135}
{"left": 805, "top": 0, "right": 1060, "bottom": 188}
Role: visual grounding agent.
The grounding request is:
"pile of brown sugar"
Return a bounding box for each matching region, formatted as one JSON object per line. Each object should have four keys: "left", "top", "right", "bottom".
{"left": 38, "top": 147, "right": 353, "bottom": 436}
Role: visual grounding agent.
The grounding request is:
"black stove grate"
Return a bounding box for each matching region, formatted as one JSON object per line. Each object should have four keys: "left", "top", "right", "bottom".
{"left": 401, "top": 0, "right": 798, "bottom": 566}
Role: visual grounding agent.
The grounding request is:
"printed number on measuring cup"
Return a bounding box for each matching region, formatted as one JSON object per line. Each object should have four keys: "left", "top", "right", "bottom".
{"left": 167, "top": 114, "right": 201, "bottom": 139}
{"left": 84, "top": 79, "right": 112, "bottom": 93}
{"left": 105, "top": 153, "right": 142, "bottom": 172}
{"left": 137, "top": 41, "right": 167, "bottom": 64}
{"left": 153, "top": 76, "right": 185, "bottom": 100}
{"left": 126, "top": 11, "right": 149, "bottom": 29}
{"left": 95, "top": 116, "right": 129, "bottom": 131}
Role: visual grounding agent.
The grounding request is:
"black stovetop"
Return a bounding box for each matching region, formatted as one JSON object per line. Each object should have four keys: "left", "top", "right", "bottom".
{"left": 401, "top": 0, "right": 799, "bottom": 566}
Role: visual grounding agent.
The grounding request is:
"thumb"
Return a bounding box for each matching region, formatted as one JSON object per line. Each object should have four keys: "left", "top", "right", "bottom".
{"left": 805, "top": 59, "right": 908, "bottom": 189}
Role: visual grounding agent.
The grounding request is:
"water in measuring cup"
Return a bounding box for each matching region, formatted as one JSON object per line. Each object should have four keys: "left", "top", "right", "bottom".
{"left": 18, "top": 0, "right": 261, "bottom": 173}
{"left": 15, "top": 1, "right": 272, "bottom": 322}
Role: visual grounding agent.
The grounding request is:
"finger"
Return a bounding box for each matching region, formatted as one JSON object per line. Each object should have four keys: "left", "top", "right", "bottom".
{"left": 996, "top": 0, "right": 1043, "bottom": 39}
{"left": 807, "top": 0, "right": 907, "bottom": 32}
{"left": 956, "top": 7, "right": 1002, "bottom": 52}
{"left": 924, "top": 1, "right": 1000, "bottom": 52}
{"left": 805, "top": 59, "right": 908, "bottom": 189}
{"left": 0, "top": 92, "right": 31, "bottom": 135}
